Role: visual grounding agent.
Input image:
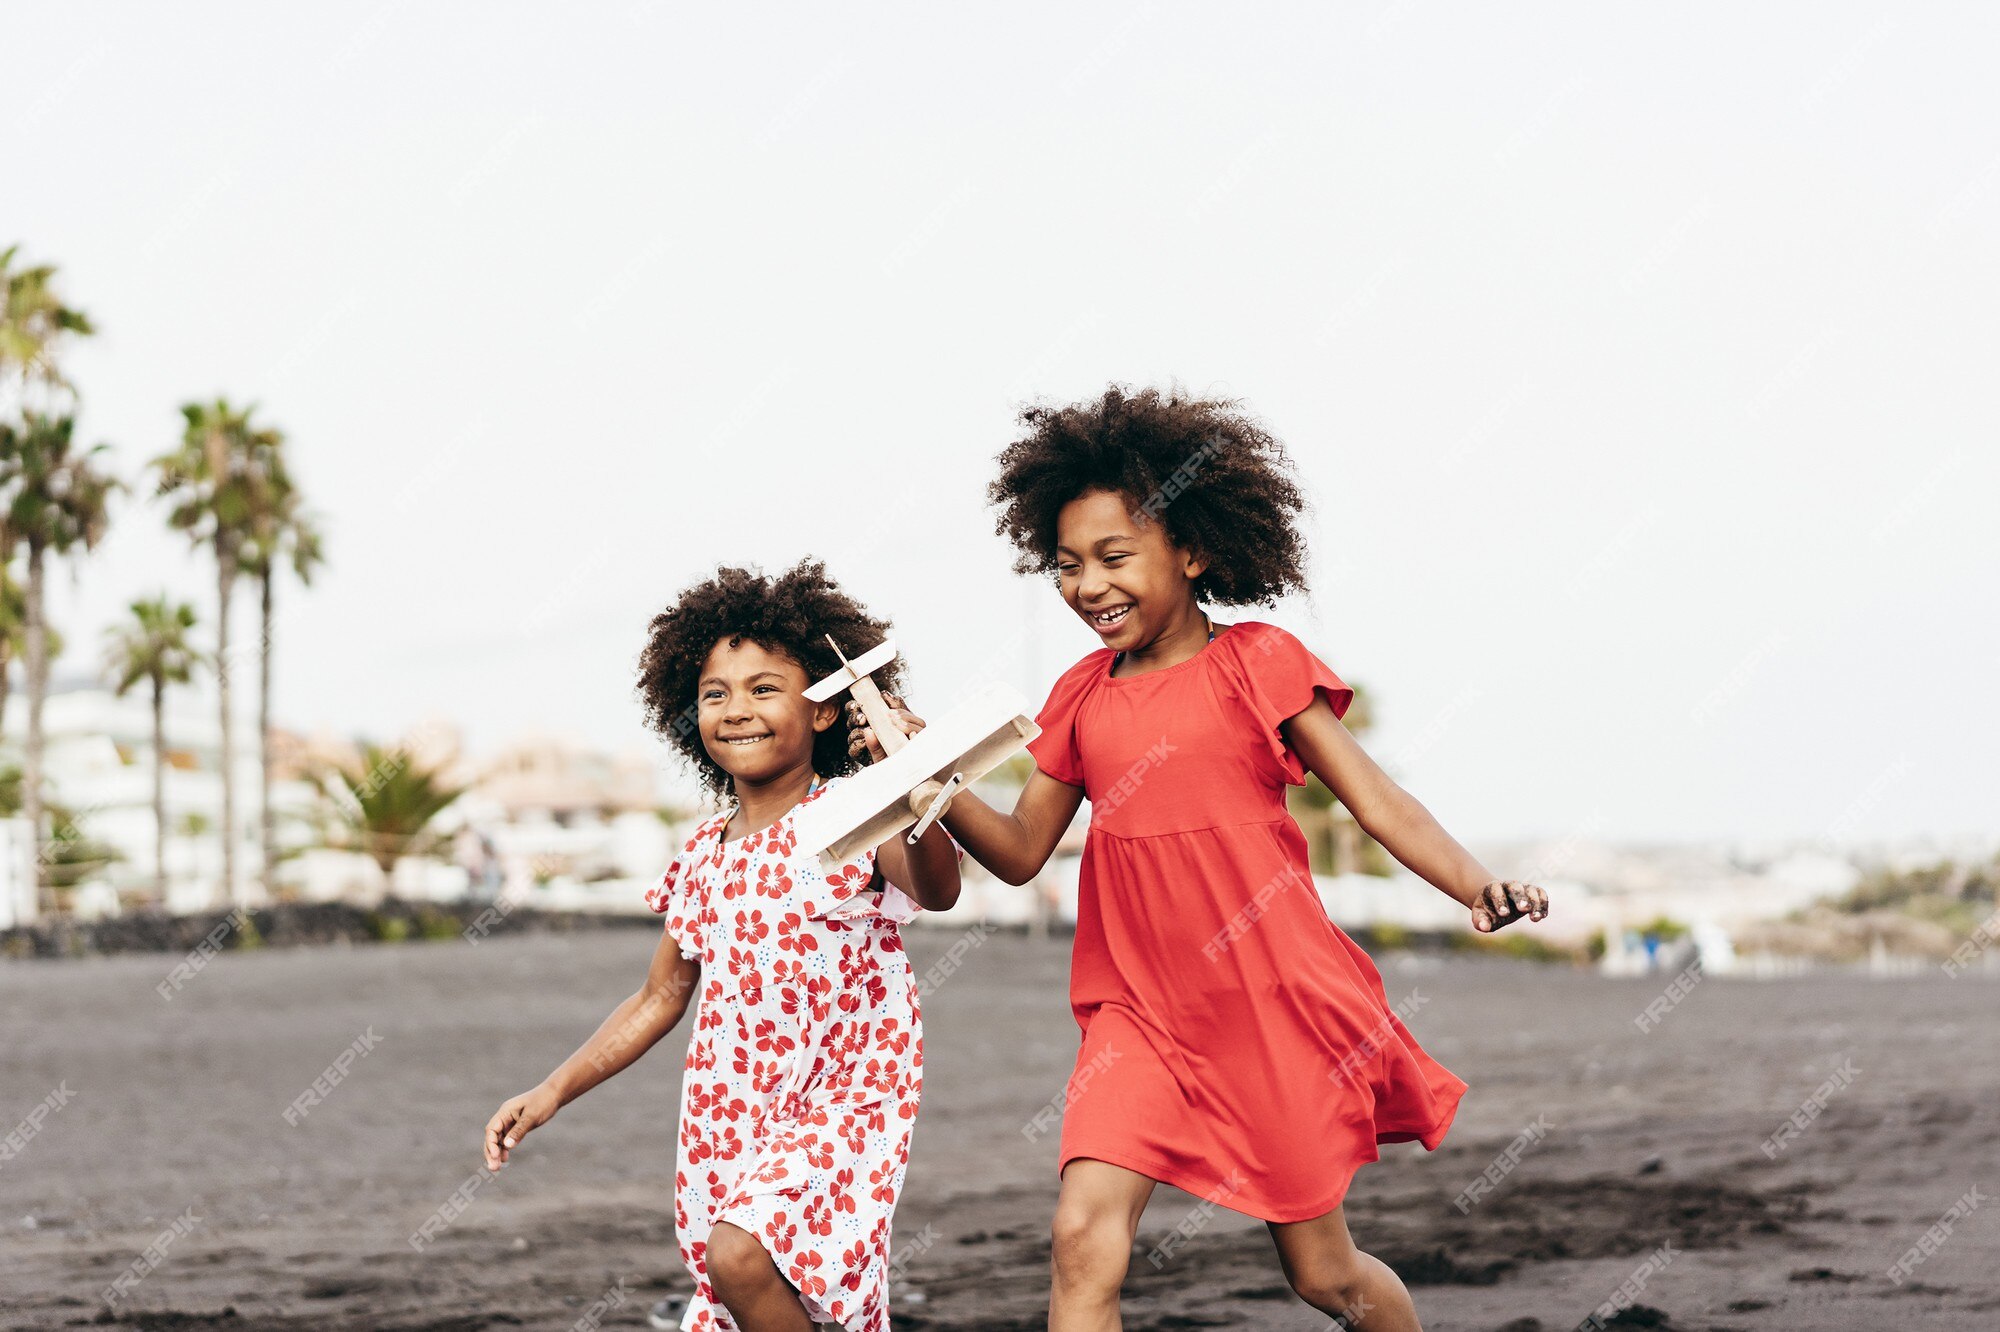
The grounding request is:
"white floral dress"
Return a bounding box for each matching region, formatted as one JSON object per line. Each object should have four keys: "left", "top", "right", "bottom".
{"left": 646, "top": 773, "right": 951, "bottom": 1331}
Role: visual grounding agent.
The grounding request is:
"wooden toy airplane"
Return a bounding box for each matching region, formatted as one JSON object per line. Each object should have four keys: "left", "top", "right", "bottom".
{"left": 793, "top": 635, "right": 1040, "bottom": 874}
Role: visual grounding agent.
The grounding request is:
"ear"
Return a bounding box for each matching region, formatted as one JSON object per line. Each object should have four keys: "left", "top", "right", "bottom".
{"left": 809, "top": 698, "right": 841, "bottom": 735}
{"left": 1182, "top": 543, "right": 1210, "bottom": 582}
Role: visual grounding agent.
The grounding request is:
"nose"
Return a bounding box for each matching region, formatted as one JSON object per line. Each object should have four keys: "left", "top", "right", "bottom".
{"left": 1077, "top": 563, "right": 1112, "bottom": 604}
{"left": 722, "top": 689, "right": 753, "bottom": 724}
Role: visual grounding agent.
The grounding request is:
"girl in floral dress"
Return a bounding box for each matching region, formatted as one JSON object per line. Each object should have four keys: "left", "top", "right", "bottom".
{"left": 484, "top": 559, "right": 961, "bottom": 1332}
{"left": 853, "top": 387, "right": 1552, "bottom": 1332}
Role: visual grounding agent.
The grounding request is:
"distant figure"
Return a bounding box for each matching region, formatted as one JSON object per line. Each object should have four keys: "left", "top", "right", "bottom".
{"left": 453, "top": 826, "right": 503, "bottom": 901}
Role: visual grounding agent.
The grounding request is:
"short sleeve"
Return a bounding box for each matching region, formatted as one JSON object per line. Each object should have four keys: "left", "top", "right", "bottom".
{"left": 1226, "top": 623, "right": 1355, "bottom": 786}
{"left": 645, "top": 838, "right": 707, "bottom": 961}
{"left": 1024, "top": 652, "right": 1110, "bottom": 789}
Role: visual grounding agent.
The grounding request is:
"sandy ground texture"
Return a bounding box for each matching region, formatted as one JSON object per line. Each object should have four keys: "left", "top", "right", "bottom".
{"left": 2, "top": 927, "right": 1996, "bottom": 1331}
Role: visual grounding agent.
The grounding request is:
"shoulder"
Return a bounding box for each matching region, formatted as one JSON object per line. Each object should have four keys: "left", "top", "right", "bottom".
{"left": 1052, "top": 645, "right": 1117, "bottom": 688}
{"left": 1216, "top": 618, "right": 1301, "bottom": 662}
{"left": 1034, "top": 646, "right": 1114, "bottom": 716}
{"left": 683, "top": 807, "right": 728, "bottom": 852}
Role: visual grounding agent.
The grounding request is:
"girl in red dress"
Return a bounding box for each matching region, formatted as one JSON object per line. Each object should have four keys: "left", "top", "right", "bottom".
{"left": 851, "top": 388, "right": 1550, "bottom": 1331}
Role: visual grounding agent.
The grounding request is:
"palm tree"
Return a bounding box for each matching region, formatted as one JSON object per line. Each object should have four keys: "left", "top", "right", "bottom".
{"left": 0, "top": 413, "right": 121, "bottom": 917}
{"left": 151, "top": 398, "right": 279, "bottom": 908}
{"left": 104, "top": 595, "right": 204, "bottom": 903}
{"left": 0, "top": 557, "right": 27, "bottom": 739}
{"left": 240, "top": 443, "right": 324, "bottom": 899}
{"left": 0, "top": 557, "right": 65, "bottom": 745}
{"left": 307, "top": 742, "right": 467, "bottom": 891}
{"left": 0, "top": 244, "right": 95, "bottom": 414}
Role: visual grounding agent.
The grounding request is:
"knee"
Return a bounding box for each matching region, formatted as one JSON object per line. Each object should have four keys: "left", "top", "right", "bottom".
{"left": 1287, "top": 1256, "right": 1370, "bottom": 1321}
{"left": 1049, "top": 1205, "right": 1133, "bottom": 1289}
{"left": 704, "top": 1223, "right": 775, "bottom": 1299}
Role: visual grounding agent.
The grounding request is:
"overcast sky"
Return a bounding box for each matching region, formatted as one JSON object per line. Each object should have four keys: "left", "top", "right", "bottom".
{"left": 9, "top": 2, "right": 1995, "bottom": 846}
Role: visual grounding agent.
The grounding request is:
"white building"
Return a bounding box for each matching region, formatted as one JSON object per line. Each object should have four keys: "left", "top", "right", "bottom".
{"left": 0, "top": 670, "right": 302, "bottom": 924}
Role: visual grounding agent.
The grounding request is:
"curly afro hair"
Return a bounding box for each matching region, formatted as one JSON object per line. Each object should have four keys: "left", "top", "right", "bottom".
{"left": 987, "top": 383, "right": 1315, "bottom": 607}
{"left": 635, "top": 557, "right": 903, "bottom": 800}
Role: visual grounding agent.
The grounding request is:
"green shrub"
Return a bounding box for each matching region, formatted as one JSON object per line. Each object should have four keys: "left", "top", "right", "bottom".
{"left": 367, "top": 912, "right": 410, "bottom": 943}
{"left": 415, "top": 906, "right": 461, "bottom": 941}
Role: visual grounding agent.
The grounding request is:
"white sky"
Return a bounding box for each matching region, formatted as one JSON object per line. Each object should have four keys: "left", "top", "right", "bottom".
{"left": 8, "top": 2, "right": 1996, "bottom": 845}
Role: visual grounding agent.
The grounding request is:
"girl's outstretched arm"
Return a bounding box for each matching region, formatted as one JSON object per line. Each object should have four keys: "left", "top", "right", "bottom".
{"left": 1281, "top": 696, "right": 1549, "bottom": 934}
{"left": 483, "top": 929, "right": 701, "bottom": 1170}
{"left": 936, "top": 769, "right": 1082, "bottom": 887}
{"left": 848, "top": 692, "right": 1083, "bottom": 887}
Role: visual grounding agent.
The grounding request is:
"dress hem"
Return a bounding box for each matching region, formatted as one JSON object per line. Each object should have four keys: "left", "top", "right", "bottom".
{"left": 1057, "top": 1071, "right": 1467, "bottom": 1225}
{"left": 1058, "top": 1144, "right": 1361, "bottom": 1226}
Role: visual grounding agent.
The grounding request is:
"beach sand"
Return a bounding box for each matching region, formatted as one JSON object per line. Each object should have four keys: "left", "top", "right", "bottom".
{"left": 2, "top": 928, "right": 1994, "bottom": 1330}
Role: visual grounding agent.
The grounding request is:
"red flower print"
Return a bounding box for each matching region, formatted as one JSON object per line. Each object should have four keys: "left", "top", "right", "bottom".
{"left": 777, "top": 912, "right": 809, "bottom": 955}
{"left": 755, "top": 861, "right": 793, "bottom": 899}
{"left": 841, "top": 1240, "right": 868, "bottom": 1289}
{"left": 791, "top": 1251, "right": 826, "bottom": 1299}
{"left": 739, "top": 909, "right": 770, "bottom": 944}
{"left": 754, "top": 1017, "right": 796, "bottom": 1057}
{"left": 863, "top": 1058, "right": 899, "bottom": 1096}
{"left": 831, "top": 1168, "right": 857, "bottom": 1212}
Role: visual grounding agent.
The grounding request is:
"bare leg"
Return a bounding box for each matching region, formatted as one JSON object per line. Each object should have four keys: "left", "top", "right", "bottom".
{"left": 705, "top": 1221, "right": 816, "bottom": 1332}
{"left": 1049, "top": 1157, "right": 1159, "bottom": 1332}
{"left": 1267, "top": 1204, "right": 1423, "bottom": 1331}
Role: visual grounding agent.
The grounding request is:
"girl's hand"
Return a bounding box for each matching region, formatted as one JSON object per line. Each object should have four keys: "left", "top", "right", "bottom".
{"left": 484, "top": 1083, "right": 560, "bottom": 1171}
{"left": 845, "top": 692, "right": 926, "bottom": 764}
{"left": 1469, "top": 880, "right": 1548, "bottom": 933}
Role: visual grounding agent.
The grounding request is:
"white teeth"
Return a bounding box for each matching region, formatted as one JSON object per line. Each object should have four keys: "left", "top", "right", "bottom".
{"left": 1091, "top": 605, "right": 1132, "bottom": 625}
{"left": 722, "top": 736, "right": 769, "bottom": 745}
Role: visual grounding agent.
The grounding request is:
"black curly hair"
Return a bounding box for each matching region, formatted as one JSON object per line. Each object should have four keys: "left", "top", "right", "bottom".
{"left": 635, "top": 558, "right": 903, "bottom": 799}
{"left": 987, "top": 383, "right": 1314, "bottom": 607}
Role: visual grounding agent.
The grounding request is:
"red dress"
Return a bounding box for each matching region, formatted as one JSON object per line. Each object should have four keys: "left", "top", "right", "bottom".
{"left": 1027, "top": 619, "right": 1467, "bottom": 1222}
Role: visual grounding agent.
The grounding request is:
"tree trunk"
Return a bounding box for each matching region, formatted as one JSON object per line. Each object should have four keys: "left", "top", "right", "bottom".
{"left": 259, "top": 570, "right": 275, "bottom": 899}
{"left": 217, "top": 550, "right": 238, "bottom": 909}
{"left": 153, "top": 674, "right": 169, "bottom": 903}
{"left": 0, "top": 640, "right": 13, "bottom": 747}
{"left": 23, "top": 541, "right": 48, "bottom": 919}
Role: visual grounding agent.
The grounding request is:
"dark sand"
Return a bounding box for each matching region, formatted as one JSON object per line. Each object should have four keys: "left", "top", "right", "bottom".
{"left": 3, "top": 928, "right": 1995, "bottom": 1330}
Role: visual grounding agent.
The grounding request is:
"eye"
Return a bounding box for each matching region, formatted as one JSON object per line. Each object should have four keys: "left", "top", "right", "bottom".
{"left": 1103, "top": 553, "right": 1128, "bottom": 564}
{"left": 753, "top": 684, "right": 776, "bottom": 694}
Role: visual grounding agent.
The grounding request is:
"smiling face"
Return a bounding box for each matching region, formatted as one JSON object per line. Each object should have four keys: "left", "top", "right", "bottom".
{"left": 695, "top": 636, "right": 837, "bottom": 786}
{"left": 1053, "top": 487, "right": 1210, "bottom": 648}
